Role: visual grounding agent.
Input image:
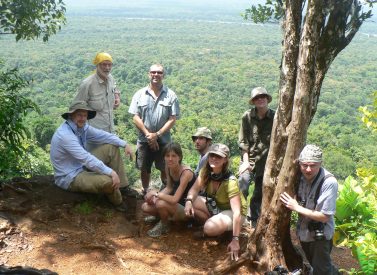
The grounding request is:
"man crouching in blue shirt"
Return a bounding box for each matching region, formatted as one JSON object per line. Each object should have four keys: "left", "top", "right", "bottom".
{"left": 50, "top": 101, "right": 133, "bottom": 212}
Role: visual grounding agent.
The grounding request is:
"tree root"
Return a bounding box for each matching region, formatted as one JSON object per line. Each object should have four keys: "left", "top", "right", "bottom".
{"left": 209, "top": 251, "right": 250, "bottom": 274}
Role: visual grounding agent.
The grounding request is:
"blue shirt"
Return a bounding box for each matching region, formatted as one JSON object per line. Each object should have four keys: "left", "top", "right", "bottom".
{"left": 194, "top": 152, "right": 209, "bottom": 177}
{"left": 50, "top": 119, "right": 126, "bottom": 190}
{"left": 128, "top": 85, "right": 180, "bottom": 144}
{"left": 296, "top": 168, "right": 338, "bottom": 242}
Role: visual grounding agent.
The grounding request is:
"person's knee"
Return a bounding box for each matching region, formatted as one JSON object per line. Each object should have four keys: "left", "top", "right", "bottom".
{"left": 141, "top": 202, "right": 150, "bottom": 212}
{"left": 156, "top": 200, "right": 169, "bottom": 211}
{"left": 203, "top": 219, "right": 225, "bottom": 236}
{"left": 101, "top": 181, "right": 115, "bottom": 194}
{"left": 99, "top": 144, "right": 118, "bottom": 155}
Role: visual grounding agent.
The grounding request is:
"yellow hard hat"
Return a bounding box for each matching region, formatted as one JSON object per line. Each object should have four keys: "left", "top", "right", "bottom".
{"left": 92, "top": 52, "right": 113, "bottom": 65}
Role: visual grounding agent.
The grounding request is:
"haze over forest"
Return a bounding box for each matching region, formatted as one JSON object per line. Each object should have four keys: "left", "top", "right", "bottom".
{"left": 0, "top": 0, "right": 376, "bottom": 182}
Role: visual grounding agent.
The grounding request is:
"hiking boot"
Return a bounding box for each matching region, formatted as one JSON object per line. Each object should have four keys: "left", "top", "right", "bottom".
{"left": 147, "top": 221, "right": 170, "bottom": 238}
{"left": 144, "top": 215, "right": 160, "bottom": 225}
{"left": 119, "top": 186, "right": 141, "bottom": 198}
{"left": 114, "top": 201, "right": 128, "bottom": 212}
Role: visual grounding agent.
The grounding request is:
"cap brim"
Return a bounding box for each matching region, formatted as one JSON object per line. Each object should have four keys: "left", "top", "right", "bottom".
{"left": 208, "top": 151, "right": 227, "bottom": 158}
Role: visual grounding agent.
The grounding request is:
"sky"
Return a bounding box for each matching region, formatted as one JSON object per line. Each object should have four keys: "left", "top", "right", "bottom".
{"left": 62, "top": 0, "right": 377, "bottom": 21}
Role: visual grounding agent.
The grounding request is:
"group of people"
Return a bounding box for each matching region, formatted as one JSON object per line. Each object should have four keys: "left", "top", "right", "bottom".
{"left": 49, "top": 52, "right": 339, "bottom": 274}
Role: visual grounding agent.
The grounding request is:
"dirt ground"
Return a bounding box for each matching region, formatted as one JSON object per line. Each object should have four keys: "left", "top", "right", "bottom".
{"left": 0, "top": 176, "right": 359, "bottom": 275}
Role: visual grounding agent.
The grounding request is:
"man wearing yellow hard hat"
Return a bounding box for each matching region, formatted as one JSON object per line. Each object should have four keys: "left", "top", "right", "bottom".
{"left": 73, "top": 52, "right": 120, "bottom": 134}
{"left": 73, "top": 53, "right": 139, "bottom": 198}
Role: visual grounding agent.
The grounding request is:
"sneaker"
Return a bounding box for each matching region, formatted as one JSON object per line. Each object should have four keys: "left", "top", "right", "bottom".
{"left": 144, "top": 215, "right": 160, "bottom": 224}
{"left": 114, "top": 201, "right": 128, "bottom": 212}
{"left": 147, "top": 221, "right": 170, "bottom": 238}
{"left": 119, "top": 186, "right": 141, "bottom": 198}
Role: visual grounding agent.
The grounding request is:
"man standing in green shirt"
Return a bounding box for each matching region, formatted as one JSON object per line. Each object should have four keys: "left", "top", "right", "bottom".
{"left": 238, "top": 87, "right": 275, "bottom": 227}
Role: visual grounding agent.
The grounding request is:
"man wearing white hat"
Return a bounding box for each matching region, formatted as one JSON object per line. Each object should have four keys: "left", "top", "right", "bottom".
{"left": 238, "top": 87, "right": 275, "bottom": 227}
{"left": 280, "top": 145, "right": 339, "bottom": 275}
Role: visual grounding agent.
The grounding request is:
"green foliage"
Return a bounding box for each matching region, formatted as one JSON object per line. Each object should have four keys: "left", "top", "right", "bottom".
{"left": 0, "top": 139, "right": 52, "bottom": 179}
{"left": 0, "top": 3, "right": 376, "bottom": 186}
{"left": 0, "top": 63, "right": 46, "bottom": 179}
{"left": 242, "top": 0, "right": 284, "bottom": 24}
{"left": 74, "top": 201, "right": 93, "bottom": 215}
{"left": 359, "top": 91, "right": 377, "bottom": 133}
{"left": 33, "top": 116, "right": 58, "bottom": 149}
{"left": 0, "top": 65, "right": 38, "bottom": 152}
{"left": 0, "top": 0, "right": 66, "bottom": 42}
{"left": 334, "top": 171, "right": 377, "bottom": 274}
{"left": 323, "top": 147, "right": 356, "bottom": 179}
{"left": 355, "top": 234, "right": 377, "bottom": 274}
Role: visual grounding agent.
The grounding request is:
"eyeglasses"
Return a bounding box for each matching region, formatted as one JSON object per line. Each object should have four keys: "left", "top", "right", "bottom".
{"left": 149, "top": 71, "right": 164, "bottom": 75}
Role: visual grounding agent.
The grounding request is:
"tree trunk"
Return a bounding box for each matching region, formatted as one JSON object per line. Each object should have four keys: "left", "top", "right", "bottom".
{"left": 213, "top": 0, "right": 370, "bottom": 274}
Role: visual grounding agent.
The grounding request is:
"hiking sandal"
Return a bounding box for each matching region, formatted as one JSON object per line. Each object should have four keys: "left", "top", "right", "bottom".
{"left": 147, "top": 221, "right": 170, "bottom": 238}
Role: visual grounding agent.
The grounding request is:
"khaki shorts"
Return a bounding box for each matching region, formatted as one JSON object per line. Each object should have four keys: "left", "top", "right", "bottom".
{"left": 210, "top": 210, "right": 246, "bottom": 231}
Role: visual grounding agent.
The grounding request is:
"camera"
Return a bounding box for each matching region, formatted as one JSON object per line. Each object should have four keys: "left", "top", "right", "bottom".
{"left": 206, "top": 197, "right": 220, "bottom": 216}
{"left": 308, "top": 221, "right": 325, "bottom": 240}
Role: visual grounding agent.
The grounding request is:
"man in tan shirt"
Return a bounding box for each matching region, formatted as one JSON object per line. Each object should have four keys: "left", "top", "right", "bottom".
{"left": 74, "top": 52, "right": 120, "bottom": 133}
{"left": 74, "top": 52, "right": 138, "bottom": 198}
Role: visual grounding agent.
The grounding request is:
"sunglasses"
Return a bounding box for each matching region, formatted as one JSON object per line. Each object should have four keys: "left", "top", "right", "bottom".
{"left": 149, "top": 71, "right": 164, "bottom": 75}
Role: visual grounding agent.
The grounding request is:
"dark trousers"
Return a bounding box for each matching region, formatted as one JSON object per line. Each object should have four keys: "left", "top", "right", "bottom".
{"left": 301, "top": 239, "right": 339, "bottom": 275}
{"left": 250, "top": 175, "right": 263, "bottom": 222}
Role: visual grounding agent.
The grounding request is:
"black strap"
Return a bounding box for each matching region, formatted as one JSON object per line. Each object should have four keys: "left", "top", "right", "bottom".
{"left": 168, "top": 168, "right": 194, "bottom": 182}
{"left": 313, "top": 173, "right": 334, "bottom": 208}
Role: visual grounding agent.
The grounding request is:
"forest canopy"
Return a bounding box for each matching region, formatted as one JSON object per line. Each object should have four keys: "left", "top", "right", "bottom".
{"left": 0, "top": 0, "right": 376, "bottom": 182}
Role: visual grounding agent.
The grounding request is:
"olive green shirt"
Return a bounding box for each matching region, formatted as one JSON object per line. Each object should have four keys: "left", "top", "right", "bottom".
{"left": 238, "top": 108, "right": 275, "bottom": 177}
{"left": 74, "top": 73, "right": 117, "bottom": 133}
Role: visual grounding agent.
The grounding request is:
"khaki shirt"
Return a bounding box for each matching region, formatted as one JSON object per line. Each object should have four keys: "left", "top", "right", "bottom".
{"left": 238, "top": 108, "right": 275, "bottom": 177}
{"left": 74, "top": 73, "right": 116, "bottom": 133}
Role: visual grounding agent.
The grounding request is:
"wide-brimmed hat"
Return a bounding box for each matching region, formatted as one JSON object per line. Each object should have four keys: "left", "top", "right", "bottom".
{"left": 208, "top": 143, "right": 230, "bottom": 158}
{"left": 299, "top": 144, "right": 322, "bottom": 163}
{"left": 249, "top": 87, "right": 272, "bottom": 105}
{"left": 61, "top": 101, "right": 96, "bottom": 120}
{"left": 192, "top": 127, "right": 212, "bottom": 141}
